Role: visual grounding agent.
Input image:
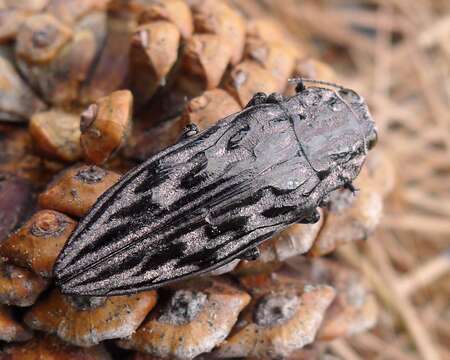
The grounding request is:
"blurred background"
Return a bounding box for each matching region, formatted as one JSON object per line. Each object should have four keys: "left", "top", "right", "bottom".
{"left": 232, "top": 0, "right": 450, "bottom": 359}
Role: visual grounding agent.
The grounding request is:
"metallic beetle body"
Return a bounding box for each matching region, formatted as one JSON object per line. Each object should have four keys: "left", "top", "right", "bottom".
{"left": 55, "top": 83, "right": 377, "bottom": 296}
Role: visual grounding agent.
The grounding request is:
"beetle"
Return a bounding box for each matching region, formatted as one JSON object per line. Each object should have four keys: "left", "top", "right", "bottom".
{"left": 54, "top": 79, "right": 378, "bottom": 296}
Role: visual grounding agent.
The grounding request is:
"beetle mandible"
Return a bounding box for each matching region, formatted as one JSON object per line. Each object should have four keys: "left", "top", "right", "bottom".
{"left": 54, "top": 79, "right": 378, "bottom": 296}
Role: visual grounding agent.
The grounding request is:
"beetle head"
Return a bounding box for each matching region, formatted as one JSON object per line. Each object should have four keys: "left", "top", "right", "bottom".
{"left": 292, "top": 81, "right": 377, "bottom": 187}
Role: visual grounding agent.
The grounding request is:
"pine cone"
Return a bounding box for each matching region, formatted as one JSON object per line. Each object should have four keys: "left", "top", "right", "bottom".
{"left": 0, "top": 0, "right": 395, "bottom": 359}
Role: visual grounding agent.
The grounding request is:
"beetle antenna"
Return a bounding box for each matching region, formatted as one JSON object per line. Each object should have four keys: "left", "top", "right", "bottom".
{"left": 288, "top": 78, "right": 346, "bottom": 91}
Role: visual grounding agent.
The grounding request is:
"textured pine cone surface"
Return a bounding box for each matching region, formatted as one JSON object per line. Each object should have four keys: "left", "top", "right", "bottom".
{"left": 0, "top": 0, "right": 395, "bottom": 359}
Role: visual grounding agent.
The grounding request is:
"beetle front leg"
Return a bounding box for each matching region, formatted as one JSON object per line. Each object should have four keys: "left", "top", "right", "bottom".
{"left": 295, "top": 80, "right": 306, "bottom": 93}
{"left": 298, "top": 209, "right": 321, "bottom": 224}
{"left": 244, "top": 92, "right": 268, "bottom": 108}
{"left": 344, "top": 182, "right": 359, "bottom": 195}
{"left": 266, "top": 92, "right": 285, "bottom": 104}
{"left": 240, "top": 247, "right": 260, "bottom": 261}
{"left": 319, "top": 194, "right": 331, "bottom": 208}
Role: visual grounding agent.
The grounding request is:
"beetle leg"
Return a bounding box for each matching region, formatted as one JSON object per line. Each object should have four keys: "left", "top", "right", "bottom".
{"left": 266, "top": 92, "right": 285, "bottom": 104}
{"left": 295, "top": 80, "right": 306, "bottom": 93}
{"left": 179, "top": 123, "right": 199, "bottom": 140}
{"left": 298, "top": 209, "right": 321, "bottom": 224}
{"left": 240, "top": 247, "right": 260, "bottom": 261}
{"left": 244, "top": 92, "right": 268, "bottom": 108}
{"left": 319, "top": 193, "right": 331, "bottom": 208}
{"left": 344, "top": 182, "right": 359, "bottom": 195}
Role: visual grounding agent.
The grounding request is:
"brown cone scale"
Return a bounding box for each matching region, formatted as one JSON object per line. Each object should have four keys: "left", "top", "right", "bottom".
{"left": 0, "top": 210, "right": 77, "bottom": 277}
{"left": 80, "top": 90, "right": 133, "bottom": 165}
{"left": 0, "top": 305, "right": 33, "bottom": 342}
{"left": 287, "top": 258, "right": 378, "bottom": 341}
{"left": 39, "top": 164, "right": 120, "bottom": 218}
{"left": 2, "top": 334, "right": 112, "bottom": 359}
{"left": 182, "top": 89, "right": 242, "bottom": 130}
{"left": 0, "top": 262, "right": 48, "bottom": 307}
{"left": 29, "top": 110, "right": 82, "bottom": 163}
{"left": 118, "top": 279, "right": 251, "bottom": 360}
{"left": 216, "top": 271, "right": 336, "bottom": 359}
{"left": 24, "top": 289, "right": 157, "bottom": 347}
{"left": 309, "top": 170, "right": 383, "bottom": 256}
{"left": 138, "top": 0, "right": 193, "bottom": 40}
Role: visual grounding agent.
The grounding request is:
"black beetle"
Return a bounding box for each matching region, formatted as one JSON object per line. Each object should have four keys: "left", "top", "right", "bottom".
{"left": 54, "top": 79, "right": 377, "bottom": 296}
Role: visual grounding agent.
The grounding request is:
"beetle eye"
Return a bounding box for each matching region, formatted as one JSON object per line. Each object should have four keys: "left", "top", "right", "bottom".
{"left": 367, "top": 128, "right": 378, "bottom": 150}
{"left": 338, "top": 88, "right": 363, "bottom": 104}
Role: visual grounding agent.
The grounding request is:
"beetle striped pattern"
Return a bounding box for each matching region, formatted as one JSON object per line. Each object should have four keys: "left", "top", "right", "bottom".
{"left": 55, "top": 81, "right": 377, "bottom": 296}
